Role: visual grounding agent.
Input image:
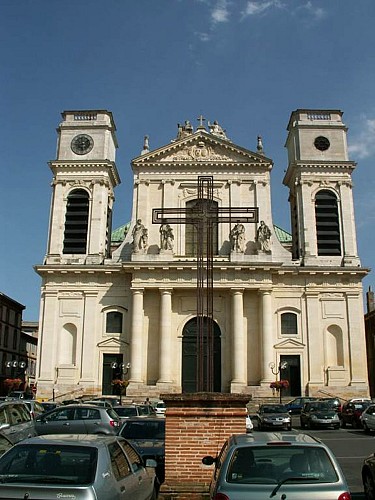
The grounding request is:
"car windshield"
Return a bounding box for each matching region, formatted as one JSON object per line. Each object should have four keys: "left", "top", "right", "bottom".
{"left": 227, "top": 445, "right": 338, "bottom": 485}
{"left": 262, "top": 405, "right": 287, "bottom": 413}
{"left": 0, "top": 444, "right": 97, "bottom": 485}
{"left": 114, "top": 407, "right": 138, "bottom": 417}
{"left": 310, "top": 403, "right": 330, "bottom": 411}
{"left": 120, "top": 420, "right": 165, "bottom": 440}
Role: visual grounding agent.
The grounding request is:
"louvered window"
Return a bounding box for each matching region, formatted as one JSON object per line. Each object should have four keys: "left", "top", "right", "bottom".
{"left": 63, "top": 189, "right": 89, "bottom": 254}
{"left": 315, "top": 190, "right": 341, "bottom": 256}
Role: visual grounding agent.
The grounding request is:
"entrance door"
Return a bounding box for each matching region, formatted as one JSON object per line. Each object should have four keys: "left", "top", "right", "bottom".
{"left": 280, "top": 355, "right": 301, "bottom": 397}
{"left": 182, "top": 317, "right": 221, "bottom": 393}
{"left": 102, "top": 354, "right": 123, "bottom": 395}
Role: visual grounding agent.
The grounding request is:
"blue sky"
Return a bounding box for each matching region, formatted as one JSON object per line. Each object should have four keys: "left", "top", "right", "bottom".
{"left": 1, "top": 0, "right": 375, "bottom": 320}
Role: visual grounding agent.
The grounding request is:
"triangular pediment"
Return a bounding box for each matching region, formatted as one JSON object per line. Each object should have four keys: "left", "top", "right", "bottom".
{"left": 133, "top": 131, "right": 272, "bottom": 166}
{"left": 96, "top": 337, "right": 129, "bottom": 348}
{"left": 274, "top": 338, "right": 305, "bottom": 349}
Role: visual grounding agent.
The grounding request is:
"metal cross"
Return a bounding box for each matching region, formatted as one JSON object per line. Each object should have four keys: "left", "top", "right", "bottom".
{"left": 153, "top": 176, "right": 258, "bottom": 392}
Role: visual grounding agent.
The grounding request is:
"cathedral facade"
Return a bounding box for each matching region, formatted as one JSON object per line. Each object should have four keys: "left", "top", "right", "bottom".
{"left": 35, "top": 109, "right": 369, "bottom": 400}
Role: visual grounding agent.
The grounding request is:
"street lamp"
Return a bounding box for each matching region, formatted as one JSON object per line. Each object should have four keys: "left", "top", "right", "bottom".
{"left": 111, "top": 362, "right": 131, "bottom": 404}
{"left": 269, "top": 360, "right": 288, "bottom": 403}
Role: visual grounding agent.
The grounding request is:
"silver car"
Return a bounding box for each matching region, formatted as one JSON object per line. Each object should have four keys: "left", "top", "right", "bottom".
{"left": 360, "top": 403, "right": 375, "bottom": 433}
{"left": 202, "top": 432, "right": 351, "bottom": 499}
{"left": 35, "top": 404, "right": 121, "bottom": 435}
{"left": 0, "top": 434, "right": 158, "bottom": 500}
{"left": 0, "top": 401, "right": 37, "bottom": 444}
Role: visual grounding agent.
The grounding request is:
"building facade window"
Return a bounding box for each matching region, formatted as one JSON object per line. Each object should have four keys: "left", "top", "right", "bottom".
{"left": 315, "top": 190, "right": 341, "bottom": 256}
{"left": 4, "top": 326, "right": 9, "bottom": 347}
{"left": 63, "top": 189, "right": 90, "bottom": 254}
{"left": 12, "top": 329, "right": 17, "bottom": 350}
{"left": 281, "top": 312, "right": 298, "bottom": 335}
{"left": 106, "top": 312, "right": 123, "bottom": 334}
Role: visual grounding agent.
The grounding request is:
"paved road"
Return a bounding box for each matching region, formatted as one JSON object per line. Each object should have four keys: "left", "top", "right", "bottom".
{"left": 252, "top": 415, "right": 375, "bottom": 499}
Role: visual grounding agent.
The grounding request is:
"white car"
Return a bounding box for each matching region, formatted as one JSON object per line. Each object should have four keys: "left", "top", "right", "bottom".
{"left": 246, "top": 414, "right": 253, "bottom": 432}
{"left": 155, "top": 401, "right": 166, "bottom": 416}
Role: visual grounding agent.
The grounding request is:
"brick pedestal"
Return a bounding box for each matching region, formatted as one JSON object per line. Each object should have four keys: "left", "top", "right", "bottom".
{"left": 159, "top": 392, "right": 249, "bottom": 500}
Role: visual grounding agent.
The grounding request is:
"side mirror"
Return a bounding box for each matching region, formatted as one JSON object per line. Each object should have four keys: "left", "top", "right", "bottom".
{"left": 202, "top": 456, "right": 216, "bottom": 466}
{"left": 0, "top": 423, "right": 10, "bottom": 431}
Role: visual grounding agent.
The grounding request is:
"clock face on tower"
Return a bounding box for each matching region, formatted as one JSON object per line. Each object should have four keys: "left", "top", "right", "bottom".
{"left": 314, "top": 136, "right": 330, "bottom": 151}
{"left": 71, "top": 134, "right": 94, "bottom": 155}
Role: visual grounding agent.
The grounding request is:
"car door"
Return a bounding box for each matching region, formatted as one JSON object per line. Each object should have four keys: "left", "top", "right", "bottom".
{"left": 2, "top": 403, "right": 35, "bottom": 443}
{"left": 108, "top": 441, "right": 153, "bottom": 500}
{"left": 35, "top": 406, "right": 84, "bottom": 434}
{"left": 77, "top": 407, "right": 104, "bottom": 433}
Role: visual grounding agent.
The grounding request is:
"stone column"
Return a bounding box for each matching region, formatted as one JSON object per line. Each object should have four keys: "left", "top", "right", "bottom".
{"left": 305, "top": 291, "right": 323, "bottom": 385}
{"left": 231, "top": 289, "right": 246, "bottom": 384}
{"left": 261, "top": 289, "right": 274, "bottom": 382}
{"left": 129, "top": 288, "right": 144, "bottom": 383}
{"left": 158, "top": 288, "right": 173, "bottom": 383}
{"left": 347, "top": 292, "right": 369, "bottom": 386}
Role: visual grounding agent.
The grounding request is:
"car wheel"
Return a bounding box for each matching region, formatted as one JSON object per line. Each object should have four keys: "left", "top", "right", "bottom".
{"left": 364, "top": 422, "right": 371, "bottom": 434}
{"left": 341, "top": 419, "right": 346, "bottom": 428}
{"left": 307, "top": 420, "right": 313, "bottom": 430}
{"left": 333, "top": 425, "right": 340, "bottom": 430}
{"left": 300, "top": 419, "right": 305, "bottom": 429}
{"left": 258, "top": 422, "right": 262, "bottom": 431}
{"left": 363, "top": 470, "right": 375, "bottom": 500}
{"left": 287, "top": 424, "right": 292, "bottom": 431}
{"left": 353, "top": 419, "right": 359, "bottom": 429}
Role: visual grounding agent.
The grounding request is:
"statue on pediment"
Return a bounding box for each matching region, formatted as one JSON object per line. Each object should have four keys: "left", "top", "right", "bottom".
{"left": 208, "top": 120, "right": 228, "bottom": 140}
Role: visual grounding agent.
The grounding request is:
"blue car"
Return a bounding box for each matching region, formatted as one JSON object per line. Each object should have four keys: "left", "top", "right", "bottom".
{"left": 284, "top": 397, "right": 318, "bottom": 415}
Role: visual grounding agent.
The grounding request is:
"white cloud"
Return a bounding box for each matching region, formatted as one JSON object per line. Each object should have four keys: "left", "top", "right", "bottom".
{"left": 301, "top": 1, "right": 326, "bottom": 20}
{"left": 242, "top": 0, "right": 283, "bottom": 17}
{"left": 195, "top": 32, "right": 211, "bottom": 42}
{"left": 348, "top": 118, "right": 375, "bottom": 160}
{"left": 211, "top": 0, "right": 230, "bottom": 23}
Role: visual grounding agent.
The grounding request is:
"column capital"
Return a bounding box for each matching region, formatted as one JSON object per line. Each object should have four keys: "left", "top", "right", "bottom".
{"left": 230, "top": 288, "right": 244, "bottom": 295}
{"left": 130, "top": 287, "right": 144, "bottom": 295}
{"left": 159, "top": 288, "right": 173, "bottom": 295}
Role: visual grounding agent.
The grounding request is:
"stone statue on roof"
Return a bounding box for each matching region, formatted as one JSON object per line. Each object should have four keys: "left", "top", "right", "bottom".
{"left": 208, "top": 120, "right": 228, "bottom": 140}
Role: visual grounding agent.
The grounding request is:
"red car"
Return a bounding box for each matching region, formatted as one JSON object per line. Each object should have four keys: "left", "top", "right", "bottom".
{"left": 341, "top": 401, "right": 371, "bottom": 428}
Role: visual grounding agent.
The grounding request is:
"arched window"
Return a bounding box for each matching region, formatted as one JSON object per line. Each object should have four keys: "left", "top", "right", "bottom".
{"left": 185, "top": 199, "right": 218, "bottom": 256}
{"left": 315, "top": 190, "right": 341, "bottom": 256}
{"left": 63, "top": 189, "right": 89, "bottom": 254}
{"left": 281, "top": 313, "right": 298, "bottom": 335}
{"left": 106, "top": 312, "right": 123, "bottom": 334}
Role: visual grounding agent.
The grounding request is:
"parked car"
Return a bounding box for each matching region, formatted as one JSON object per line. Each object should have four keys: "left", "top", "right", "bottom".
{"left": 360, "top": 404, "right": 375, "bottom": 433}
{"left": 0, "top": 433, "right": 13, "bottom": 458}
{"left": 284, "top": 397, "right": 318, "bottom": 415}
{"left": 90, "top": 396, "right": 121, "bottom": 407}
{"left": 118, "top": 416, "right": 165, "bottom": 484}
{"left": 257, "top": 404, "right": 292, "bottom": 431}
{"left": 300, "top": 401, "right": 340, "bottom": 429}
{"left": 202, "top": 432, "right": 351, "bottom": 500}
{"left": 0, "top": 434, "right": 158, "bottom": 500}
{"left": 341, "top": 400, "right": 371, "bottom": 428}
{"left": 362, "top": 451, "right": 375, "bottom": 499}
{"left": 5, "top": 391, "right": 34, "bottom": 401}
{"left": 40, "top": 401, "right": 60, "bottom": 412}
{"left": 23, "top": 400, "right": 46, "bottom": 419}
{"left": 83, "top": 400, "right": 113, "bottom": 409}
{"left": 319, "top": 397, "right": 343, "bottom": 416}
{"left": 0, "top": 401, "right": 37, "bottom": 444}
{"left": 113, "top": 404, "right": 155, "bottom": 421}
{"left": 35, "top": 404, "right": 121, "bottom": 436}
{"left": 246, "top": 414, "right": 253, "bottom": 432}
{"left": 154, "top": 401, "right": 166, "bottom": 416}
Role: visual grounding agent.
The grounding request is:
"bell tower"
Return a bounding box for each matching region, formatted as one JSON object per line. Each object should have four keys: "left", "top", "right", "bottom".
{"left": 283, "top": 109, "right": 360, "bottom": 267}
{"left": 45, "top": 110, "right": 120, "bottom": 265}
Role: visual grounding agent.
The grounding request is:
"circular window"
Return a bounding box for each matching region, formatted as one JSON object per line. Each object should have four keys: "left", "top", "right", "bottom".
{"left": 314, "top": 136, "right": 330, "bottom": 151}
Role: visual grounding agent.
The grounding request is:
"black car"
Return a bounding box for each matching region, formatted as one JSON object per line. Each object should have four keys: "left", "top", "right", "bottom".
{"left": 341, "top": 401, "right": 370, "bottom": 428}
{"left": 300, "top": 401, "right": 340, "bottom": 429}
{"left": 257, "top": 404, "right": 292, "bottom": 431}
{"left": 117, "top": 416, "right": 165, "bottom": 484}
